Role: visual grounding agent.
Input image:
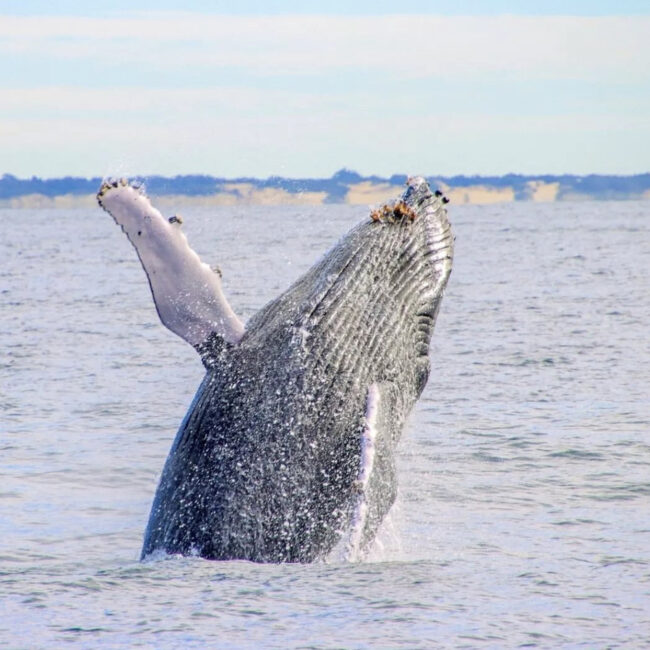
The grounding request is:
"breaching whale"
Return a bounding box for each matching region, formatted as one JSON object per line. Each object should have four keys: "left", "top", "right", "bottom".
{"left": 97, "top": 176, "right": 453, "bottom": 562}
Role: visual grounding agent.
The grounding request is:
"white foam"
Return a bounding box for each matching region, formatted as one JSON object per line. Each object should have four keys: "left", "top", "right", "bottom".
{"left": 98, "top": 181, "right": 245, "bottom": 347}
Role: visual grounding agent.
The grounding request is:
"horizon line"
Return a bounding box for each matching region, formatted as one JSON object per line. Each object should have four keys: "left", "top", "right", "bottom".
{"left": 3, "top": 169, "right": 650, "bottom": 182}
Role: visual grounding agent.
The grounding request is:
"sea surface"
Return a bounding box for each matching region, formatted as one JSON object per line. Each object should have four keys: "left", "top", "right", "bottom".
{"left": 1, "top": 199, "right": 649, "bottom": 649}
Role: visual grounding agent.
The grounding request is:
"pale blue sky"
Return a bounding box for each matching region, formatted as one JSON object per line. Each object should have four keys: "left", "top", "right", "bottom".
{"left": 1, "top": 2, "right": 648, "bottom": 178}
{"left": 2, "top": 1, "right": 650, "bottom": 16}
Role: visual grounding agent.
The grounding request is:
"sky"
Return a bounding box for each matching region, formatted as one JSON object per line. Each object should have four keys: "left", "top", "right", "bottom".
{"left": 1, "top": 1, "right": 649, "bottom": 179}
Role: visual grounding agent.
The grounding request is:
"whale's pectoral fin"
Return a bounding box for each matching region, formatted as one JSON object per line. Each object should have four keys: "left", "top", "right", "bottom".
{"left": 347, "top": 381, "right": 401, "bottom": 560}
{"left": 97, "top": 179, "right": 245, "bottom": 355}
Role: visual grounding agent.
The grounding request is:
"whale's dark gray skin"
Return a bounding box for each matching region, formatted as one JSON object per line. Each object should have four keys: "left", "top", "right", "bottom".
{"left": 98, "top": 177, "right": 453, "bottom": 562}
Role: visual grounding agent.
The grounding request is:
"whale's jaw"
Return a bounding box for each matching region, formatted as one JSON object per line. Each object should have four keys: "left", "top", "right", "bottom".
{"left": 138, "top": 177, "right": 453, "bottom": 562}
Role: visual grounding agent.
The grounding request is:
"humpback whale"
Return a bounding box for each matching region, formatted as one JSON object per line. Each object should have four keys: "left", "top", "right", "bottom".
{"left": 97, "top": 177, "right": 453, "bottom": 562}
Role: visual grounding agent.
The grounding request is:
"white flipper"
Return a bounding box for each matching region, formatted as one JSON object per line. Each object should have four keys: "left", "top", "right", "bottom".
{"left": 347, "top": 382, "right": 381, "bottom": 560}
{"left": 343, "top": 381, "right": 403, "bottom": 562}
{"left": 98, "top": 179, "right": 245, "bottom": 347}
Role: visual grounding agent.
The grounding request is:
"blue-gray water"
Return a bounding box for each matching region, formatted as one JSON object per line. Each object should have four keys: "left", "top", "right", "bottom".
{"left": 1, "top": 200, "right": 649, "bottom": 648}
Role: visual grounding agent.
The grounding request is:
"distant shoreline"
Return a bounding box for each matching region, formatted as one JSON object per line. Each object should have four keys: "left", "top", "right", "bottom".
{"left": 1, "top": 169, "right": 649, "bottom": 208}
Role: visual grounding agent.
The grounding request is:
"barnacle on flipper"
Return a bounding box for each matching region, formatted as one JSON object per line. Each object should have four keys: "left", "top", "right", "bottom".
{"left": 369, "top": 200, "right": 418, "bottom": 224}
{"left": 96, "top": 177, "right": 147, "bottom": 208}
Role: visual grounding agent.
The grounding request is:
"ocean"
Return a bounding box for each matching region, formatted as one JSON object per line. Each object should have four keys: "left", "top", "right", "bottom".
{"left": 1, "top": 199, "right": 649, "bottom": 648}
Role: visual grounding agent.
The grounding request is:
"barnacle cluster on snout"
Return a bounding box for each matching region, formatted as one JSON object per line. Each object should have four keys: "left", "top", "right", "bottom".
{"left": 369, "top": 200, "right": 418, "bottom": 224}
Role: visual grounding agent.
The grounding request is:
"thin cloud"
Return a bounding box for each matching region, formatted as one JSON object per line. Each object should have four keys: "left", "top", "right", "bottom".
{"left": 1, "top": 12, "right": 648, "bottom": 176}
{"left": 1, "top": 14, "right": 648, "bottom": 82}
